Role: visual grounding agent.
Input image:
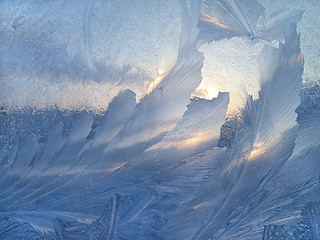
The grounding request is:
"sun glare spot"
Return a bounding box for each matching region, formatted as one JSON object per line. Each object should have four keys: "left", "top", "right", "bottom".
{"left": 249, "top": 142, "right": 265, "bottom": 160}
{"left": 146, "top": 69, "right": 166, "bottom": 94}
{"left": 191, "top": 86, "right": 219, "bottom": 100}
{"left": 177, "top": 132, "right": 212, "bottom": 149}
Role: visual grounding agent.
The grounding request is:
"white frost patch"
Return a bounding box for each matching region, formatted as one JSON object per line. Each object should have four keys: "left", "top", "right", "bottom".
{"left": 0, "top": 0, "right": 182, "bottom": 111}
{"left": 0, "top": 77, "right": 122, "bottom": 112}
{"left": 196, "top": 37, "right": 265, "bottom": 116}
{"left": 259, "top": 0, "right": 320, "bottom": 86}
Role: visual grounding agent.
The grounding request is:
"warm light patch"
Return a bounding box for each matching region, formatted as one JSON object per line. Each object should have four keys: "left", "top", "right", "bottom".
{"left": 200, "top": 14, "right": 233, "bottom": 31}
{"left": 147, "top": 131, "right": 216, "bottom": 152}
{"left": 176, "top": 132, "right": 213, "bottom": 150}
{"left": 146, "top": 69, "right": 166, "bottom": 94}
{"left": 249, "top": 142, "right": 265, "bottom": 160}
{"left": 191, "top": 85, "right": 219, "bottom": 100}
{"left": 296, "top": 54, "right": 304, "bottom": 64}
{"left": 192, "top": 202, "right": 208, "bottom": 210}
{"left": 103, "top": 162, "right": 128, "bottom": 173}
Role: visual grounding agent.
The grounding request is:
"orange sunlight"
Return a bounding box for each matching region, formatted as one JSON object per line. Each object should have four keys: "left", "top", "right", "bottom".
{"left": 146, "top": 69, "right": 166, "bottom": 94}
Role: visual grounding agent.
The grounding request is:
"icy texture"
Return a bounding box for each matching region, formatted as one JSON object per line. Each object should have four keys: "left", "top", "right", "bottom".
{"left": 0, "top": 0, "right": 182, "bottom": 111}
{"left": 196, "top": 37, "right": 265, "bottom": 115}
{"left": 198, "top": 0, "right": 303, "bottom": 42}
{"left": 260, "top": 0, "right": 320, "bottom": 87}
{"left": 1, "top": 0, "right": 320, "bottom": 239}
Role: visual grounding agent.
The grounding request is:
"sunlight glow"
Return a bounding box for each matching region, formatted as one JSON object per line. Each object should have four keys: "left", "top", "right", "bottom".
{"left": 200, "top": 14, "right": 234, "bottom": 31}
{"left": 146, "top": 69, "right": 166, "bottom": 94}
{"left": 249, "top": 142, "right": 265, "bottom": 160}
{"left": 176, "top": 132, "right": 213, "bottom": 149}
{"left": 103, "top": 162, "right": 128, "bottom": 173}
{"left": 190, "top": 86, "right": 219, "bottom": 100}
{"left": 192, "top": 202, "right": 208, "bottom": 210}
